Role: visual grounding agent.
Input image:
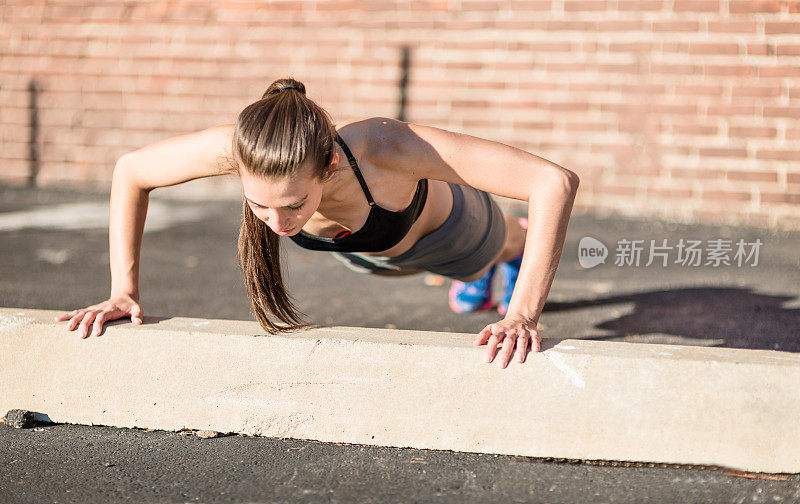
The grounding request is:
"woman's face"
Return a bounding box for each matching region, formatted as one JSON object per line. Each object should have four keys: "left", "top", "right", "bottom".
{"left": 240, "top": 163, "right": 327, "bottom": 236}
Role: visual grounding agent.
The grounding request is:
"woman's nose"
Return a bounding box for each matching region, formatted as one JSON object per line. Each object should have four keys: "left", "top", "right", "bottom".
{"left": 264, "top": 209, "right": 290, "bottom": 232}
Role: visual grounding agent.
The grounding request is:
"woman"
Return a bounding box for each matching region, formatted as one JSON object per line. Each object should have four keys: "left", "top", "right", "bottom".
{"left": 56, "top": 78, "right": 579, "bottom": 369}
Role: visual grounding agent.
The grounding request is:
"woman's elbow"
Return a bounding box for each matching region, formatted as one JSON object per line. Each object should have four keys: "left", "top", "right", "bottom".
{"left": 113, "top": 153, "right": 151, "bottom": 192}
{"left": 551, "top": 168, "right": 580, "bottom": 196}
{"left": 565, "top": 169, "right": 580, "bottom": 193}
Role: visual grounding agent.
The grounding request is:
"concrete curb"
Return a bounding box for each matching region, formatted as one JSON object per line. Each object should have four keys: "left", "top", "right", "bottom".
{"left": 2, "top": 307, "right": 798, "bottom": 474}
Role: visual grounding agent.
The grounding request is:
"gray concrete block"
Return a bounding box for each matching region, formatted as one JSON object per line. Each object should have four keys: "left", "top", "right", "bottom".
{"left": 1, "top": 307, "right": 798, "bottom": 473}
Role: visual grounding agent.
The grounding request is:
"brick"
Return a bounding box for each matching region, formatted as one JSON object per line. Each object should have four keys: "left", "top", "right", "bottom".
{"left": 688, "top": 42, "right": 741, "bottom": 56}
{"left": 763, "top": 107, "right": 800, "bottom": 119}
{"left": 756, "top": 150, "right": 800, "bottom": 161}
{"left": 607, "top": 41, "right": 657, "bottom": 52}
{"left": 465, "top": 81, "right": 509, "bottom": 90}
{"left": 765, "top": 22, "right": 800, "bottom": 34}
{"left": 652, "top": 20, "right": 701, "bottom": 32}
{"left": 731, "top": 85, "right": 782, "bottom": 98}
{"left": 595, "top": 20, "right": 646, "bottom": 31}
{"left": 542, "top": 99, "right": 590, "bottom": 111}
{"left": 759, "top": 66, "right": 800, "bottom": 78}
{"left": 707, "top": 20, "right": 758, "bottom": 33}
{"left": 725, "top": 170, "right": 778, "bottom": 182}
{"left": 460, "top": 0, "right": 504, "bottom": 9}
{"left": 545, "top": 62, "right": 589, "bottom": 72}
{"left": 445, "top": 20, "right": 491, "bottom": 29}
{"left": 462, "top": 118, "right": 504, "bottom": 128}
{"left": 729, "top": 0, "right": 782, "bottom": 13}
{"left": 675, "top": 84, "right": 726, "bottom": 96}
{"left": 647, "top": 187, "right": 694, "bottom": 198}
{"left": 617, "top": 0, "right": 665, "bottom": 11}
{"left": 615, "top": 163, "right": 663, "bottom": 176}
{"left": 434, "top": 40, "right": 497, "bottom": 50}
{"left": 650, "top": 63, "right": 700, "bottom": 75}
{"left": 650, "top": 104, "right": 699, "bottom": 115}
{"left": 594, "top": 184, "right": 638, "bottom": 196}
{"left": 747, "top": 43, "right": 775, "bottom": 56}
{"left": 703, "top": 190, "right": 751, "bottom": 201}
{"left": 787, "top": 173, "right": 800, "bottom": 184}
{"left": 704, "top": 65, "right": 757, "bottom": 77}
{"left": 672, "top": 124, "right": 719, "bottom": 135}
{"left": 728, "top": 127, "right": 777, "bottom": 138}
{"left": 563, "top": 122, "right": 610, "bottom": 132}
{"left": 512, "top": 121, "right": 554, "bottom": 129}
{"left": 760, "top": 193, "right": 800, "bottom": 204}
{"left": 545, "top": 20, "right": 593, "bottom": 30}
{"left": 443, "top": 61, "right": 484, "bottom": 71}
{"left": 672, "top": 0, "right": 719, "bottom": 11}
{"left": 451, "top": 100, "right": 493, "bottom": 108}
{"left": 671, "top": 168, "right": 724, "bottom": 180}
{"left": 507, "top": 41, "right": 574, "bottom": 52}
{"left": 706, "top": 105, "right": 756, "bottom": 117}
{"left": 507, "top": 0, "right": 553, "bottom": 10}
{"left": 777, "top": 44, "right": 800, "bottom": 56}
{"left": 699, "top": 147, "right": 748, "bottom": 158}
{"left": 617, "top": 83, "right": 667, "bottom": 94}
{"left": 564, "top": 0, "right": 608, "bottom": 11}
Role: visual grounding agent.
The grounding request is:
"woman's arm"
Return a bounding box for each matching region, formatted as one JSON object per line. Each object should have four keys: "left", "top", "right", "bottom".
{"left": 372, "top": 118, "right": 579, "bottom": 366}
{"left": 57, "top": 124, "right": 236, "bottom": 338}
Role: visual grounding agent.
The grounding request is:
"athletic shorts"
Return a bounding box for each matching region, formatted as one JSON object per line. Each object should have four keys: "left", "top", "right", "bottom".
{"left": 331, "top": 182, "right": 507, "bottom": 280}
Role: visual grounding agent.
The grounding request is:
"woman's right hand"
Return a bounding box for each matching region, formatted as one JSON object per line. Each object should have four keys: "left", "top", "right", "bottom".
{"left": 55, "top": 295, "right": 144, "bottom": 339}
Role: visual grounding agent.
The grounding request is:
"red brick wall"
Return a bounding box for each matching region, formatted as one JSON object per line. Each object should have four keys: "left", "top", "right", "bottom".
{"left": 2, "top": 1, "right": 799, "bottom": 228}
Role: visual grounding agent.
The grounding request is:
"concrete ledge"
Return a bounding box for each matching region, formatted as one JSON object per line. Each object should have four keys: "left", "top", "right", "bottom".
{"left": 2, "top": 307, "right": 799, "bottom": 474}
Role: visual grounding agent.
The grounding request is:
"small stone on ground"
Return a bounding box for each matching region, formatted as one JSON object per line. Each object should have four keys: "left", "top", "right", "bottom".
{"left": 4, "top": 409, "right": 35, "bottom": 429}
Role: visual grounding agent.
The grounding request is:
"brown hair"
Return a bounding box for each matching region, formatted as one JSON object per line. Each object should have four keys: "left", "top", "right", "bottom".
{"left": 225, "top": 77, "right": 336, "bottom": 334}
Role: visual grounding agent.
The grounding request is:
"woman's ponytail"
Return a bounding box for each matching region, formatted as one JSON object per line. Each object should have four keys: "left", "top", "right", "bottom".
{"left": 238, "top": 201, "right": 307, "bottom": 333}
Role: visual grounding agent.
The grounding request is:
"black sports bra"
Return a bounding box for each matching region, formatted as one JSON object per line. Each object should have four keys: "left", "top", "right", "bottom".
{"left": 289, "top": 134, "right": 428, "bottom": 253}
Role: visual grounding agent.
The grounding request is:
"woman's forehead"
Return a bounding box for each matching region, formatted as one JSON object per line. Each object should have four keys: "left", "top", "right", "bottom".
{"left": 240, "top": 168, "right": 316, "bottom": 205}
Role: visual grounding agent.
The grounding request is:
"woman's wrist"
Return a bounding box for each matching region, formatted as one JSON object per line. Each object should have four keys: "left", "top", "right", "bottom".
{"left": 110, "top": 287, "right": 139, "bottom": 301}
{"left": 501, "top": 308, "right": 540, "bottom": 326}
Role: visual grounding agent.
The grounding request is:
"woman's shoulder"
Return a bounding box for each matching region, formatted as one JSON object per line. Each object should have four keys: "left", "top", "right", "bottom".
{"left": 336, "top": 117, "right": 413, "bottom": 171}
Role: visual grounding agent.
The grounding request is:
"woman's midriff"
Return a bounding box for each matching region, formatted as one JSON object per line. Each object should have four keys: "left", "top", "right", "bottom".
{"left": 361, "top": 179, "right": 454, "bottom": 258}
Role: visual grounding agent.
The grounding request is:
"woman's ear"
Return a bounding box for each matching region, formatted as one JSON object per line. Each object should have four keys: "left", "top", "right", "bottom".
{"left": 322, "top": 153, "right": 339, "bottom": 181}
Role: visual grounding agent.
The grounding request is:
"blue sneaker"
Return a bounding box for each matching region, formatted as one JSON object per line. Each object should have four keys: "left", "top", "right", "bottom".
{"left": 498, "top": 254, "right": 522, "bottom": 315}
{"left": 448, "top": 265, "right": 496, "bottom": 313}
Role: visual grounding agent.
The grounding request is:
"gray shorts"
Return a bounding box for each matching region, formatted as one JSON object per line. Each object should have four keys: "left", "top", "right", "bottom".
{"left": 332, "top": 183, "right": 507, "bottom": 279}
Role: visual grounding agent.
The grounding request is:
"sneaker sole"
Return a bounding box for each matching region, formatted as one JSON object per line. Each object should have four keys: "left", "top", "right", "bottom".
{"left": 448, "top": 284, "right": 495, "bottom": 314}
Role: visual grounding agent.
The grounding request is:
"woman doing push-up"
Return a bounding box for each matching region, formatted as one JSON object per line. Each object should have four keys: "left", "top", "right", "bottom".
{"left": 56, "top": 78, "right": 579, "bottom": 369}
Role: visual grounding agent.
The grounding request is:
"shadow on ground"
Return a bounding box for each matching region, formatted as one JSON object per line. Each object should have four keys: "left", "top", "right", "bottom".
{"left": 546, "top": 286, "right": 799, "bottom": 352}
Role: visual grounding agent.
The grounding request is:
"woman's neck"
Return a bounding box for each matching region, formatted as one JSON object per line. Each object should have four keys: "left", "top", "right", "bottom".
{"left": 316, "top": 141, "right": 362, "bottom": 218}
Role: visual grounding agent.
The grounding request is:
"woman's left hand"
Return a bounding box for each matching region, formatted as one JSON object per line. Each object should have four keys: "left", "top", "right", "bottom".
{"left": 474, "top": 316, "right": 541, "bottom": 368}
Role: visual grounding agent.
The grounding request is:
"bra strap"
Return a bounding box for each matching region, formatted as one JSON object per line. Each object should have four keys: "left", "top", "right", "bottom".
{"left": 336, "top": 134, "right": 376, "bottom": 207}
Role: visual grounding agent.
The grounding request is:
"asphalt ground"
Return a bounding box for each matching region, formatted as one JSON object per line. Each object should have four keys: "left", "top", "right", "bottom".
{"left": 1, "top": 184, "right": 800, "bottom": 503}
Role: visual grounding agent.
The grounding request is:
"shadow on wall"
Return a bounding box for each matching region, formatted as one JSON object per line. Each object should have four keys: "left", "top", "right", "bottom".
{"left": 544, "top": 287, "right": 800, "bottom": 353}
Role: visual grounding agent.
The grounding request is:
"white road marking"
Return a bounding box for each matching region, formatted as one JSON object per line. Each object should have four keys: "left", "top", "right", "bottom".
{"left": 545, "top": 351, "right": 586, "bottom": 388}
{"left": 0, "top": 201, "right": 217, "bottom": 233}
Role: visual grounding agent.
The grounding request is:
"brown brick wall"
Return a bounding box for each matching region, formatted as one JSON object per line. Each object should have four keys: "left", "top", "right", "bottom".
{"left": 2, "top": 0, "right": 799, "bottom": 228}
